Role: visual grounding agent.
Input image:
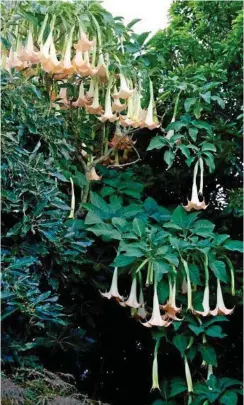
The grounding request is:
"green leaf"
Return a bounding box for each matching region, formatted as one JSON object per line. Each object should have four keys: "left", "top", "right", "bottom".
{"left": 203, "top": 153, "right": 215, "bottom": 173}
{"left": 198, "top": 344, "right": 217, "bottom": 366}
{"left": 133, "top": 218, "right": 146, "bottom": 237}
{"left": 147, "top": 136, "right": 167, "bottom": 151}
{"left": 209, "top": 260, "right": 228, "bottom": 283}
{"left": 164, "top": 150, "right": 175, "bottom": 169}
{"left": 171, "top": 206, "right": 199, "bottom": 229}
{"left": 205, "top": 325, "right": 227, "bottom": 338}
{"left": 164, "top": 253, "right": 179, "bottom": 267}
{"left": 211, "top": 95, "right": 225, "bottom": 109}
{"left": 188, "top": 263, "right": 202, "bottom": 286}
{"left": 169, "top": 377, "right": 187, "bottom": 398}
{"left": 223, "top": 240, "right": 243, "bottom": 253}
{"left": 184, "top": 97, "right": 197, "bottom": 112}
{"left": 200, "top": 91, "right": 211, "bottom": 104}
{"left": 166, "top": 121, "right": 187, "bottom": 132}
{"left": 127, "top": 18, "right": 141, "bottom": 28}
{"left": 177, "top": 144, "right": 191, "bottom": 158}
{"left": 193, "top": 220, "right": 215, "bottom": 236}
{"left": 153, "top": 260, "right": 171, "bottom": 281}
{"left": 219, "top": 377, "right": 242, "bottom": 390}
{"left": 157, "top": 279, "right": 169, "bottom": 303}
{"left": 137, "top": 31, "right": 150, "bottom": 46}
{"left": 188, "top": 127, "right": 198, "bottom": 142}
{"left": 220, "top": 391, "right": 238, "bottom": 405}
{"left": 173, "top": 335, "right": 189, "bottom": 356}
{"left": 90, "top": 192, "right": 109, "bottom": 212}
{"left": 201, "top": 142, "right": 217, "bottom": 152}
{"left": 113, "top": 255, "right": 137, "bottom": 267}
{"left": 192, "top": 120, "right": 213, "bottom": 135}
{"left": 189, "top": 324, "right": 204, "bottom": 336}
{"left": 8, "top": 256, "right": 38, "bottom": 270}
{"left": 87, "top": 223, "right": 121, "bottom": 240}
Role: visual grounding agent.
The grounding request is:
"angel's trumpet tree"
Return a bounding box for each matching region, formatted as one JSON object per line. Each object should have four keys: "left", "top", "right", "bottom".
{"left": 113, "top": 73, "right": 135, "bottom": 99}
{"left": 100, "top": 267, "right": 124, "bottom": 301}
{"left": 183, "top": 159, "right": 208, "bottom": 211}
{"left": 120, "top": 276, "right": 140, "bottom": 308}
{"left": 210, "top": 279, "right": 234, "bottom": 316}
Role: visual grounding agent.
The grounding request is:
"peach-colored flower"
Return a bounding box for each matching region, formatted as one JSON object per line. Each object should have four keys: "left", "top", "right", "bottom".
{"left": 113, "top": 73, "right": 135, "bottom": 99}
{"left": 142, "top": 283, "right": 171, "bottom": 328}
{"left": 210, "top": 279, "right": 234, "bottom": 316}
{"left": 183, "top": 160, "right": 208, "bottom": 211}
{"left": 95, "top": 53, "right": 109, "bottom": 80}
{"left": 86, "top": 79, "right": 95, "bottom": 99}
{"left": 98, "top": 79, "right": 118, "bottom": 122}
{"left": 57, "top": 87, "right": 69, "bottom": 107}
{"left": 59, "top": 30, "right": 74, "bottom": 77}
{"left": 120, "top": 277, "right": 140, "bottom": 308}
{"left": 41, "top": 33, "right": 61, "bottom": 73}
{"left": 6, "top": 42, "right": 28, "bottom": 70}
{"left": 86, "top": 167, "right": 102, "bottom": 181}
{"left": 100, "top": 267, "right": 124, "bottom": 301}
{"left": 112, "top": 87, "right": 126, "bottom": 112}
{"left": 161, "top": 277, "right": 182, "bottom": 321}
{"left": 74, "top": 31, "right": 94, "bottom": 52}
{"left": 193, "top": 284, "right": 210, "bottom": 317}
{"left": 85, "top": 81, "right": 103, "bottom": 114}
{"left": 19, "top": 29, "right": 39, "bottom": 64}
{"left": 140, "top": 80, "right": 160, "bottom": 130}
{"left": 72, "top": 82, "right": 90, "bottom": 107}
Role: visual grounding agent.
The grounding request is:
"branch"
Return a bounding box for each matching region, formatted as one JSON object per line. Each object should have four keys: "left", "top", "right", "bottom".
{"left": 107, "top": 145, "right": 141, "bottom": 168}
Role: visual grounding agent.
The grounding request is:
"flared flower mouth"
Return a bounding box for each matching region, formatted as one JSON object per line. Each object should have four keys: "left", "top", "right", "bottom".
{"left": 19, "top": 29, "right": 40, "bottom": 64}
{"left": 120, "top": 276, "right": 141, "bottom": 308}
{"left": 142, "top": 281, "right": 172, "bottom": 328}
{"left": 95, "top": 53, "right": 109, "bottom": 79}
{"left": 86, "top": 167, "right": 102, "bottom": 181}
{"left": 74, "top": 31, "right": 95, "bottom": 52}
{"left": 112, "top": 73, "right": 135, "bottom": 100}
{"left": 100, "top": 267, "right": 124, "bottom": 301}
{"left": 85, "top": 80, "right": 104, "bottom": 115}
{"left": 72, "top": 82, "right": 91, "bottom": 107}
{"left": 112, "top": 89, "right": 126, "bottom": 112}
{"left": 160, "top": 277, "right": 182, "bottom": 321}
{"left": 183, "top": 159, "right": 208, "bottom": 211}
{"left": 139, "top": 80, "right": 160, "bottom": 130}
{"left": 98, "top": 78, "right": 118, "bottom": 122}
{"left": 210, "top": 278, "right": 234, "bottom": 316}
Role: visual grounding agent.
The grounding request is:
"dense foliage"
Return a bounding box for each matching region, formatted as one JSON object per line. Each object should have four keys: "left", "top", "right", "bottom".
{"left": 1, "top": 1, "right": 243, "bottom": 405}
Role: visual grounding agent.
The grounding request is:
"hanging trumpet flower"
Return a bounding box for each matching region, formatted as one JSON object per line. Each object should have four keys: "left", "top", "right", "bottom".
{"left": 74, "top": 28, "right": 94, "bottom": 52}
{"left": 142, "top": 279, "right": 171, "bottom": 328}
{"left": 161, "top": 275, "right": 182, "bottom": 321}
{"left": 19, "top": 27, "right": 39, "bottom": 64}
{"left": 113, "top": 73, "right": 135, "bottom": 99}
{"left": 85, "top": 80, "right": 103, "bottom": 114}
{"left": 193, "top": 255, "right": 210, "bottom": 316}
{"left": 140, "top": 80, "right": 160, "bottom": 130}
{"left": 100, "top": 267, "right": 124, "bottom": 301}
{"left": 183, "top": 158, "right": 208, "bottom": 211}
{"left": 151, "top": 339, "right": 160, "bottom": 391}
{"left": 68, "top": 178, "right": 75, "bottom": 219}
{"left": 98, "top": 77, "right": 118, "bottom": 122}
{"left": 210, "top": 279, "right": 234, "bottom": 316}
{"left": 120, "top": 276, "right": 141, "bottom": 308}
{"left": 72, "top": 82, "right": 91, "bottom": 108}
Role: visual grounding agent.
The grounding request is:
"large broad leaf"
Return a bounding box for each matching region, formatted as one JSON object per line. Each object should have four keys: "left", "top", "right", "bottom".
{"left": 223, "top": 240, "right": 243, "bottom": 253}
{"left": 8, "top": 256, "right": 38, "bottom": 270}
{"left": 171, "top": 206, "right": 199, "bottom": 229}
{"left": 147, "top": 136, "right": 167, "bottom": 150}
{"left": 209, "top": 260, "right": 228, "bottom": 283}
{"left": 87, "top": 223, "right": 121, "bottom": 240}
{"left": 193, "top": 220, "right": 215, "bottom": 235}
{"left": 219, "top": 391, "right": 238, "bottom": 405}
{"left": 169, "top": 377, "right": 187, "bottom": 398}
{"left": 192, "top": 120, "right": 213, "bottom": 135}
{"left": 90, "top": 192, "right": 110, "bottom": 213}
{"left": 164, "top": 150, "right": 175, "bottom": 169}
{"left": 112, "top": 255, "right": 137, "bottom": 267}
{"left": 153, "top": 260, "right": 171, "bottom": 281}
{"left": 201, "top": 142, "right": 217, "bottom": 152}
{"left": 173, "top": 335, "right": 189, "bottom": 356}
{"left": 198, "top": 344, "right": 217, "bottom": 366}
{"left": 219, "top": 377, "right": 242, "bottom": 390}
{"left": 184, "top": 97, "right": 197, "bottom": 112}
{"left": 133, "top": 218, "right": 146, "bottom": 237}
{"left": 205, "top": 325, "right": 227, "bottom": 338}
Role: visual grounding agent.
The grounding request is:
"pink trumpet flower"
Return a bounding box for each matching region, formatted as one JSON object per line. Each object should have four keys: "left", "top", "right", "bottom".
{"left": 142, "top": 282, "right": 171, "bottom": 328}
{"left": 183, "top": 159, "right": 208, "bottom": 211}
{"left": 59, "top": 30, "right": 74, "bottom": 76}
{"left": 98, "top": 79, "right": 118, "bottom": 122}
{"left": 74, "top": 31, "right": 94, "bottom": 52}
{"left": 140, "top": 80, "right": 160, "bottom": 130}
{"left": 57, "top": 87, "right": 69, "bottom": 107}
{"left": 112, "top": 87, "right": 126, "bottom": 112}
{"left": 120, "top": 277, "right": 140, "bottom": 308}
{"left": 72, "top": 82, "right": 90, "bottom": 108}
{"left": 95, "top": 53, "right": 109, "bottom": 79}
{"left": 100, "top": 267, "right": 124, "bottom": 301}
{"left": 210, "top": 279, "right": 234, "bottom": 316}
{"left": 41, "top": 34, "right": 61, "bottom": 73}
{"left": 85, "top": 81, "right": 104, "bottom": 115}
{"left": 113, "top": 73, "right": 135, "bottom": 99}
{"left": 19, "top": 29, "right": 39, "bottom": 64}
{"left": 161, "top": 277, "right": 182, "bottom": 321}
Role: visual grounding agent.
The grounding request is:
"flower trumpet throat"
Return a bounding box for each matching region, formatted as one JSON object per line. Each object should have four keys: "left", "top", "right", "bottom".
{"left": 100, "top": 267, "right": 124, "bottom": 301}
